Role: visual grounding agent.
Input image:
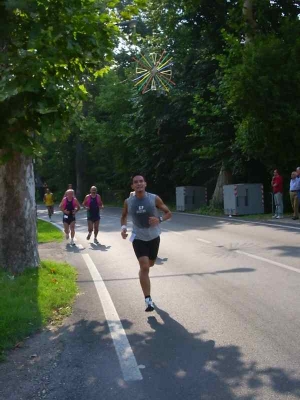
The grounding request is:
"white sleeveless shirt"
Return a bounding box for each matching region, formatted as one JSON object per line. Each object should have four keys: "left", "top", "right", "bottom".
{"left": 126, "top": 192, "right": 161, "bottom": 241}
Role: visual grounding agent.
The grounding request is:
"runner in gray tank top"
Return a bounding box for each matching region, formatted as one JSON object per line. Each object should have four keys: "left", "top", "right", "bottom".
{"left": 121, "top": 174, "right": 172, "bottom": 312}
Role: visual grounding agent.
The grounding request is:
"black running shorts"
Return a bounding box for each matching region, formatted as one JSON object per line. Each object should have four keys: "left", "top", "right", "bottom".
{"left": 87, "top": 215, "right": 100, "bottom": 222}
{"left": 132, "top": 236, "right": 160, "bottom": 261}
{"left": 63, "top": 215, "right": 75, "bottom": 225}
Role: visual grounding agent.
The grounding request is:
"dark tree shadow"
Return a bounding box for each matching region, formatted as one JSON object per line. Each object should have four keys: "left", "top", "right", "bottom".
{"left": 65, "top": 244, "right": 86, "bottom": 253}
{"left": 1, "top": 311, "right": 300, "bottom": 400}
{"left": 155, "top": 257, "right": 168, "bottom": 265}
{"left": 267, "top": 245, "right": 300, "bottom": 259}
{"left": 89, "top": 243, "right": 111, "bottom": 252}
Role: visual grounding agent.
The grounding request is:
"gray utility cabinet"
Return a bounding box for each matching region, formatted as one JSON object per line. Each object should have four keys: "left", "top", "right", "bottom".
{"left": 223, "top": 184, "right": 264, "bottom": 216}
{"left": 176, "top": 186, "right": 207, "bottom": 211}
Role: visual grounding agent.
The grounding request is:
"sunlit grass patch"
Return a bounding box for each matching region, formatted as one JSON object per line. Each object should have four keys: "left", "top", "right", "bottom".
{"left": 37, "top": 219, "right": 63, "bottom": 243}
{"left": 0, "top": 261, "right": 77, "bottom": 358}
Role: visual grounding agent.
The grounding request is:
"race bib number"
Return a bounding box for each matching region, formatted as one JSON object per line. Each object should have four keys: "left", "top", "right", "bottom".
{"left": 129, "top": 233, "right": 136, "bottom": 243}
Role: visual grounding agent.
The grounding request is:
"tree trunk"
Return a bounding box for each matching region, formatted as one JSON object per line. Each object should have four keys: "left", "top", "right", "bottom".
{"left": 211, "top": 164, "right": 233, "bottom": 208}
{"left": 0, "top": 152, "right": 40, "bottom": 274}
{"left": 243, "top": 0, "right": 256, "bottom": 42}
{"left": 75, "top": 136, "right": 85, "bottom": 201}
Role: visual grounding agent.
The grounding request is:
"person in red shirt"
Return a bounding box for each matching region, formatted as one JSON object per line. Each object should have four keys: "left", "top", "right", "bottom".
{"left": 271, "top": 169, "right": 283, "bottom": 219}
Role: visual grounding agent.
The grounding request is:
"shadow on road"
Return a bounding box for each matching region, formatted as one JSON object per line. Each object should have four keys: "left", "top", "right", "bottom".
{"left": 155, "top": 257, "right": 168, "bottom": 265}
{"left": 137, "top": 305, "right": 300, "bottom": 399}
{"left": 97, "top": 267, "right": 256, "bottom": 283}
{"left": 89, "top": 243, "right": 112, "bottom": 252}
{"left": 1, "top": 306, "right": 300, "bottom": 400}
{"left": 267, "top": 245, "right": 300, "bottom": 259}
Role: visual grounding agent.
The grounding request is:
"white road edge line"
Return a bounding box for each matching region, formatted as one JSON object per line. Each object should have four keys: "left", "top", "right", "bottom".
{"left": 178, "top": 212, "right": 300, "bottom": 231}
{"left": 81, "top": 253, "right": 143, "bottom": 382}
{"left": 235, "top": 250, "right": 300, "bottom": 274}
{"left": 196, "top": 238, "right": 212, "bottom": 244}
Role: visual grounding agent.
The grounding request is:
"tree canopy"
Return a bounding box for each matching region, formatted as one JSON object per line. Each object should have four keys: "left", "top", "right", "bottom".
{"left": 2, "top": 0, "right": 300, "bottom": 203}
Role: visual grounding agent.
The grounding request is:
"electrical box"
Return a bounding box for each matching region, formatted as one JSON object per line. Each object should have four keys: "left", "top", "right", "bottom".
{"left": 176, "top": 186, "right": 207, "bottom": 211}
{"left": 223, "top": 184, "right": 264, "bottom": 216}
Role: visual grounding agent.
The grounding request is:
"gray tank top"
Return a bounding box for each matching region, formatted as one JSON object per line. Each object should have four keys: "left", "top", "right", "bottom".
{"left": 126, "top": 192, "right": 161, "bottom": 241}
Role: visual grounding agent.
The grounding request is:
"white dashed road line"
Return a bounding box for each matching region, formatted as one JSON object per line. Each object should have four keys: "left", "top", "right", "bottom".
{"left": 196, "top": 238, "right": 212, "bottom": 244}
{"left": 235, "top": 250, "right": 300, "bottom": 274}
{"left": 81, "top": 254, "right": 143, "bottom": 382}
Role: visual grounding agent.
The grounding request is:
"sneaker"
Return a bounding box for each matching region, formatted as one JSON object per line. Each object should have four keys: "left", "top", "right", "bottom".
{"left": 276, "top": 216, "right": 282, "bottom": 219}
{"left": 86, "top": 233, "right": 92, "bottom": 240}
{"left": 70, "top": 238, "right": 75, "bottom": 246}
{"left": 272, "top": 215, "right": 277, "bottom": 218}
{"left": 65, "top": 233, "right": 69, "bottom": 240}
{"left": 145, "top": 297, "right": 154, "bottom": 312}
{"left": 94, "top": 238, "right": 99, "bottom": 244}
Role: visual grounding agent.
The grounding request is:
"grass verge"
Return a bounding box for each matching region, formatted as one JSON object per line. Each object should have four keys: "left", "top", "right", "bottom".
{"left": 0, "top": 260, "right": 77, "bottom": 359}
{"left": 38, "top": 219, "right": 63, "bottom": 243}
{"left": 188, "top": 205, "right": 224, "bottom": 216}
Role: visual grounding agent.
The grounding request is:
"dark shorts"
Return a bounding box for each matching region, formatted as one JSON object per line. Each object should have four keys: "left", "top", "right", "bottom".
{"left": 63, "top": 215, "right": 75, "bottom": 225}
{"left": 132, "top": 236, "right": 160, "bottom": 261}
{"left": 87, "top": 215, "right": 100, "bottom": 222}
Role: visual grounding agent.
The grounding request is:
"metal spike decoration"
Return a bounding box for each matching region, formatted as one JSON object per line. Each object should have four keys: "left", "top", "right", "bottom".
{"left": 133, "top": 50, "right": 175, "bottom": 94}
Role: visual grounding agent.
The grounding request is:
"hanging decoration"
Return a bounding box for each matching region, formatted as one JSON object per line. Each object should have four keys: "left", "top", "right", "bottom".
{"left": 133, "top": 50, "right": 175, "bottom": 94}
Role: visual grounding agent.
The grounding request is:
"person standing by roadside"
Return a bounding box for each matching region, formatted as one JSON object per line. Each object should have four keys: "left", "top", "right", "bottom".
{"left": 296, "top": 167, "right": 300, "bottom": 212}
{"left": 83, "top": 186, "right": 104, "bottom": 244}
{"left": 120, "top": 174, "right": 172, "bottom": 312}
{"left": 43, "top": 188, "right": 55, "bottom": 221}
{"left": 271, "top": 169, "right": 283, "bottom": 219}
{"left": 60, "top": 189, "right": 81, "bottom": 245}
{"left": 289, "top": 171, "right": 300, "bottom": 220}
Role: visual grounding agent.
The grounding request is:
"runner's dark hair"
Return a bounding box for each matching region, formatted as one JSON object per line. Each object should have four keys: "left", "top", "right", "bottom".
{"left": 131, "top": 173, "right": 146, "bottom": 183}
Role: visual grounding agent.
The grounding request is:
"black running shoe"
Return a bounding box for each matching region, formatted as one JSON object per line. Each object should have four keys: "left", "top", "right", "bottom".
{"left": 145, "top": 297, "right": 154, "bottom": 312}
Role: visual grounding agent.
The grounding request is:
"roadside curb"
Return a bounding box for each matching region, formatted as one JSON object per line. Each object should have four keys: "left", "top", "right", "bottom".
{"left": 172, "top": 211, "right": 300, "bottom": 231}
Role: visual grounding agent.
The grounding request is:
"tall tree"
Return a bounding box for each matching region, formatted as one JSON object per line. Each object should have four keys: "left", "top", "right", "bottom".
{"left": 219, "top": 0, "right": 300, "bottom": 173}
{"left": 0, "top": 0, "right": 144, "bottom": 273}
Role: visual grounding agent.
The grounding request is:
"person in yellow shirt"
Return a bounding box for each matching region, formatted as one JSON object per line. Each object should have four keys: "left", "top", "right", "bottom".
{"left": 44, "top": 188, "right": 54, "bottom": 221}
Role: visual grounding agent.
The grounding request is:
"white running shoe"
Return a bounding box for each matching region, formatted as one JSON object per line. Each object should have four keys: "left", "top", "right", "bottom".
{"left": 70, "top": 238, "right": 75, "bottom": 246}
{"left": 94, "top": 238, "right": 99, "bottom": 244}
{"left": 276, "top": 216, "right": 282, "bottom": 219}
{"left": 145, "top": 297, "right": 154, "bottom": 312}
{"left": 272, "top": 215, "right": 277, "bottom": 218}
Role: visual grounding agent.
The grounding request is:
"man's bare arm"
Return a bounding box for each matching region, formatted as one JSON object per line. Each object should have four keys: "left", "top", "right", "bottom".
{"left": 121, "top": 200, "right": 128, "bottom": 239}
{"left": 155, "top": 196, "right": 172, "bottom": 222}
{"left": 149, "top": 196, "right": 172, "bottom": 226}
{"left": 75, "top": 199, "right": 81, "bottom": 211}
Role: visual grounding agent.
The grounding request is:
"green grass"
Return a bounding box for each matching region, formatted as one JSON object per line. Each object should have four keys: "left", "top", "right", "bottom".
{"left": 188, "top": 205, "right": 224, "bottom": 216}
{"left": 0, "top": 261, "right": 77, "bottom": 358}
{"left": 238, "top": 213, "right": 273, "bottom": 220}
{"left": 37, "top": 219, "right": 63, "bottom": 243}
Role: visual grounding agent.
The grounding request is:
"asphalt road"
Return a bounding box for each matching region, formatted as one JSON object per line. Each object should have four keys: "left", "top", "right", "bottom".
{"left": 31, "top": 207, "right": 300, "bottom": 399}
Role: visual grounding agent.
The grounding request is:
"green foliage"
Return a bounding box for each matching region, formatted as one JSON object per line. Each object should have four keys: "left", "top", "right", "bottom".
{"left": 36, "top": 0, "right": 300, "bottom": 204}
{"left": 220, "top": 18, "right": 300, "bottom": 170}
{"left": 0, "top": 0, "right": 145, "bottom": 159}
